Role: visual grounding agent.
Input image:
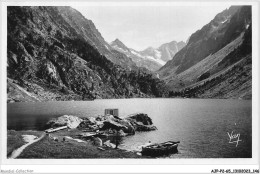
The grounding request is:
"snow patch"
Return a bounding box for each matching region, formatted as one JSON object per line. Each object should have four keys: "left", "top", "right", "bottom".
{"left": 145, "top": 56, "right": 166, "bottom": 65}
{"left": 131, "top": 50, "right": 145, "bottom": 58}
{"left": 154, "top": 50, "right": 162, "bottom": 59}
{"left": 131, "top": 50, "right": 165, "bottom": 65}
{"left": 105, "top": 45, "right": 110, "bottom": 50}
{"left": 113, "top": 45, "right": 128, "bottom": 53}
{"left": 221, "top": 19, "right": 228, "bottom": 24}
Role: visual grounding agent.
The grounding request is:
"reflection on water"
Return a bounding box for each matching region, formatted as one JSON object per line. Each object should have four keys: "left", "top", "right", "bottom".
{"left": 7, "top": 98, "right": 252, "bottom": 158}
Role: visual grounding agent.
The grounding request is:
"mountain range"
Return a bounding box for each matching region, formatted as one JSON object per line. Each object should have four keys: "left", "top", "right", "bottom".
{"left": 7, "top": 5, "right": 252, "bottom": 102}
{"left": 111, "top": 39, "right": 185, "bottom": 71}
{"left": 140, "top": 41, "right": 186, "bottom": 62}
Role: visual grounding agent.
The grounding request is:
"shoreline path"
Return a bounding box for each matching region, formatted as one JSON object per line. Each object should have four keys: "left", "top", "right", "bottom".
{"left": 9, "top": 133, "right": 46, "bottom": 159}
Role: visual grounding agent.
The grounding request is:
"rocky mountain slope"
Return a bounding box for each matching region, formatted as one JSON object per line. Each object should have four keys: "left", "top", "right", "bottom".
{"left": 7, "top": 6, "right": 168, "bottom": 102}
{"left": 158, "top": 41, "right": 186, "bottom": 62}
{"left": 159, "top": 6, "right": 252, "bottom": 99}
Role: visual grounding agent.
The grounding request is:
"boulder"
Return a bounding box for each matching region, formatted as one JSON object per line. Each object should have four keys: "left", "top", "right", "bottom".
{"left": 103, "top": 114, "right": 115, "bottom": 121}
{"left": 100, "top": 116, "right": 135, "bottom": 135}
{"left": 118, "top": 118, "right": 135, "bottom": 134}
{"left": 135, "top": 124, "right": 157, "bottom": 131}
{"left": 77, "top": 118, "right": 92, "bottom": 129}
{"left": 92, "top": 137, "right": 102, "bottom": 146}
{"left": 101, "top": 120, "right": 127, "bottom": 131}
{"left": 95, "top": 116, "right": 102, "bottom": 121}
{"left": 46, "top": 115, "right": 82, "bottom": 129}
{"left": 89, "top": 117, "right": 97, "bottom": 124}
{"left": 126, "top": 113, "right": 153, "bottom": 125}
{"left": 126, "top": 113, "right": 157, "bottom": 131}
{"left": 104, "top": 140, "right": 112, "bottom": 147}
{"left": 104, "top": 140, "right": 116, "bottom": 148}
{"left": 118, "top": 129, "right": 127, "bottom": 136}
{"left": 102, "top": 128, "right": 116, "bottom": 136}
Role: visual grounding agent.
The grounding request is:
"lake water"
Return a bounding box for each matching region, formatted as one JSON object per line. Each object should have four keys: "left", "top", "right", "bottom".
{"left": 7, "top": 98, "right": 252, "bottom": 158}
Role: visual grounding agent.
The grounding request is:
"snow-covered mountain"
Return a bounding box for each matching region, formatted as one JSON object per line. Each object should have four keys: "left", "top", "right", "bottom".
{"left": 140, "top": 41, "right": 186, "bottom": 63}
{"left": 158, "top": 41, "right": 186, "bottom": 62}
{"left": 110, "top": 39, "right": 185, "bottom": 71}
{"left": 110, "top": 39, "right": 163, "bottom": 71}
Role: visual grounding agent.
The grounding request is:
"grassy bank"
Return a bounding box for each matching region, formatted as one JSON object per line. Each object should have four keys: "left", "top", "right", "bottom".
{"left": 7, "top": 130, "right": 43, "bottom": 157}
{"left": 8, "top": 130, "right": 142, "bottom": 159}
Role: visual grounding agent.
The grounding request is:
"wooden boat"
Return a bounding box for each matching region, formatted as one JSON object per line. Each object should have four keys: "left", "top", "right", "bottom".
{"left": 141, "top": 141, "right": 180, "bottom": 157}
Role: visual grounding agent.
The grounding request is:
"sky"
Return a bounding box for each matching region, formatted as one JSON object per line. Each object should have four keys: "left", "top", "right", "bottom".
{"left": 73, "top": 5, "right": 231, "bottom": 51}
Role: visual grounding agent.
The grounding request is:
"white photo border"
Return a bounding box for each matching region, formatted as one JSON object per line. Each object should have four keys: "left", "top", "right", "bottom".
{"left": 0, "top": 0, "right": 259, "bottom": 173}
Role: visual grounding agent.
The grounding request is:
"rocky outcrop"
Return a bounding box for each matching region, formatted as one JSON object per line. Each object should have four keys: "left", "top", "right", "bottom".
{"left": 78, "top": 118, "right": 95, "bottom": 128}
{"left": 96, "top": 115, "right": 135, "bottom": 134}
{"left": 133, "top": 123, "right": 157, "bottom": 132}
{"left": 7, "top": 78, "right": 41, "bottom": 103}
{"left": 46, "top": 115, "right": 83, "bottom": 129}
{"left": 100, "top": 113, "right": 157, "bottom": 134}
{"left": 78, "top": 115, "right": 135, "bottom": 134}
{"left": 46, "top": 113, "right": 156, "bottom": 135}
{"left": 119, "top": 119, "right": 136, "bottom": 134}
{"left": 101, "top": 120, "right": 128, "bottom": 131}
{"left": 126, "top": 113, "right": 153, "bottom": 125}
{"left": 125, "top": 113, "right": 157, "bottom": 131}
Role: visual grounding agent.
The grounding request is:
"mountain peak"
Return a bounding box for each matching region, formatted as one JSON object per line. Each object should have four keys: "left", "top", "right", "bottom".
{"left": 110, "top": 38, "right": 130, "bottom": 52}
{"left": 112, "top": 38, "right": 121, "bottom": 43}
{"left": 144, "top": 47, "right": 155, "bottom": 51}
{"left": 168, "top": 40, "right": 178, "bottom": 45}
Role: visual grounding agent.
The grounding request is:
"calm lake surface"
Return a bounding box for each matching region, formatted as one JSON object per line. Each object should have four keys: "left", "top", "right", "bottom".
{"left": 7, "top": 98, "right": 252, "bottom": 158}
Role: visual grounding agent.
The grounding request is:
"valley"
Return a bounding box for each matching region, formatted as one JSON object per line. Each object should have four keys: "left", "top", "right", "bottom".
{"left": 7, "top": 5, "right": 252, "bottom": 102}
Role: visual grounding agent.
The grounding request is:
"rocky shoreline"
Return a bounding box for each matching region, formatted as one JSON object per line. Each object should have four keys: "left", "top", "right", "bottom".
{"left": 8, "top": 113, "right": 157, "bottom": 158}
{"left": 46, "top": 113, "right": 157, "bottom": 135}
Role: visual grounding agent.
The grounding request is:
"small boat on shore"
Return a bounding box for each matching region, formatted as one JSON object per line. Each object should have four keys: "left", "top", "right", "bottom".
{"left": 141, "top": 141, "right": 180, "bottom": 157}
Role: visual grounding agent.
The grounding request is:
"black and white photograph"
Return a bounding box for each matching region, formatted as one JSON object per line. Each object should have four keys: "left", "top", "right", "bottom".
{"left": 0, "top": 0, "right": 259, "bottom": 173}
